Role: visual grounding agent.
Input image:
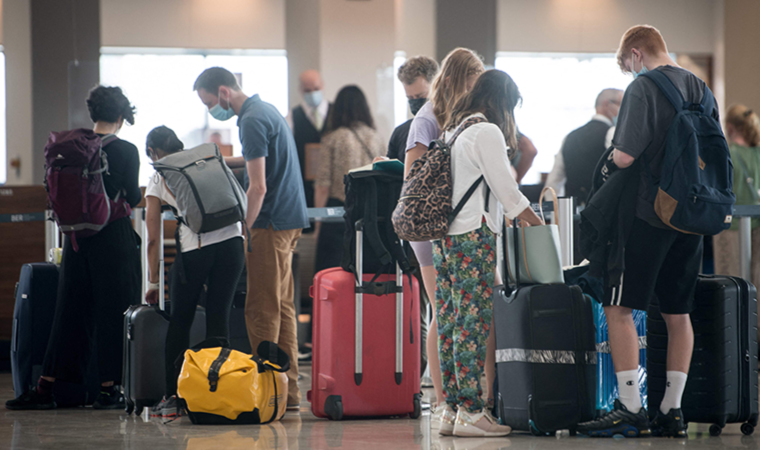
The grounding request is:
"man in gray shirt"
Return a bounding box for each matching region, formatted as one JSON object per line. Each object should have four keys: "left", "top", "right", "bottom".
{"left": 578, "top": 25, "right": 714, "bottom": 438}
{"left": 194, "top": 67, "right": 309, "bottom": 410}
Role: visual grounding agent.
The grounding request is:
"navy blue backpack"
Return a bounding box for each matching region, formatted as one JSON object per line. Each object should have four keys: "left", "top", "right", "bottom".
{"left": 640, "top": 70, "right": 735, "bottom": 235}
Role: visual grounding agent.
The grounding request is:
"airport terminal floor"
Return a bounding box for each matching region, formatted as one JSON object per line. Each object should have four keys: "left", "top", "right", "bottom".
{"left": 1, "top": 365, "right": 755, "bottom": 450}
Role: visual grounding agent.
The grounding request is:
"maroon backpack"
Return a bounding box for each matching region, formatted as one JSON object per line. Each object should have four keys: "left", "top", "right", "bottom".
{"left": 44, "top": 129, "right": 129, "bottom": 250}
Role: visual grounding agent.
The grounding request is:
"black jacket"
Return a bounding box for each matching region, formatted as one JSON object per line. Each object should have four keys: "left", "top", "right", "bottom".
{"left": 579, "top": 147, "right": 640, "bottom": 287}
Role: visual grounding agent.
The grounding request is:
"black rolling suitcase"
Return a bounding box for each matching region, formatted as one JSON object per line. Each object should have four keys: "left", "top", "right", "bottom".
{"left": 11, "top": 263, "right": 100, "bottom": 406}
{"left": 494, "top": 220, "right": 596, "bottom": 435}
{"left": 647, "top": 274, "right": 759, "bottom": 436}
{"left": 122, "top": 295, "right": 206, "bottom": 415}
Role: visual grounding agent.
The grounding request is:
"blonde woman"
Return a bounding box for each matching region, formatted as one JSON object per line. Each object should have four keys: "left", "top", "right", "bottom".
{"left": 403, "top": 47, "right": 488, "bottom": 430}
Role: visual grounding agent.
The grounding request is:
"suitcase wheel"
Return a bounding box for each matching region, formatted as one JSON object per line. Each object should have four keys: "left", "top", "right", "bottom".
{"left": 410, "top": 394, "right": 421, "bottom": 419}
{"left": 324, "top": 395, "right": 343, "bottom": 421}
{"left": 135, "top": 403, "right": 144, "bottom": 416}
{"left": 741, "top": 423, "right": 754, "bottom": 436}
{"left": 709, "top": 424, "right": 722, "bottom": 437}
{"left": 125, "top": 401, "right": 134, "bottom": 415}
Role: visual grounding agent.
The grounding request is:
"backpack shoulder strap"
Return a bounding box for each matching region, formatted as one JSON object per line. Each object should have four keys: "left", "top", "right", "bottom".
{"left": 700, "top": 85, "right": 716, "bottom": 117}
{"left": 640, "top": 70, "right": 685, "bottom": 112}
{"left": 100, "top": 134, "right": 118, "bottom": 147}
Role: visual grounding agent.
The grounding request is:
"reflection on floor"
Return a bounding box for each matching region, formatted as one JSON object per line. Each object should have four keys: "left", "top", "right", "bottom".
{"left": 1, "top": 367, "right": 756, "bottom": 450}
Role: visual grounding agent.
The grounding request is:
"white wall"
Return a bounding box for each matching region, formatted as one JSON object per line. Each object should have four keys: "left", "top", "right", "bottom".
{"left": 396, "top": 0, "right": 436, "bottom": 59}
{"left": 100, "top": 0, "right": 285, "bottom": 49}
{"left": 320, "top": 0, "right": 396, "bottom": 141}
{"left": 497, "top": 0, "right": 716, "bottom": 54}
{"left": 3, "top": 0, "right": 32, "bottom": 185}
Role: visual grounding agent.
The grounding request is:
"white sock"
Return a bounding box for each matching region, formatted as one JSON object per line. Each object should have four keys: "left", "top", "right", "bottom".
{"left": 616, "top": 370, "right": 642, "bottom": 412}
{"left": 660, "top": 371, "right": 688, "bottom": 414}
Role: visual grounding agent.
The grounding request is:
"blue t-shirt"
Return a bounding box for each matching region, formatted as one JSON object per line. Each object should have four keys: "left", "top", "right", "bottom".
{"left": 239, "top": 95, "right": 309, "bottom": 230}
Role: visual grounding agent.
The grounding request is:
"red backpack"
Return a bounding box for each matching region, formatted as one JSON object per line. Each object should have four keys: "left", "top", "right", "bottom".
{"left": 44, "top": 129, "right": 130, "bottom": 250}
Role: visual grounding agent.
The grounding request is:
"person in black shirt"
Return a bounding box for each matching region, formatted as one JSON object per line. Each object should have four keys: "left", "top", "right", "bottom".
{"left": 386, "top": 56, "right": 439, "bottom": 161}
{"left": 7, "top": 86, "right": 142, "bottom": 411}
{"left": 578, "top": 25, "right": 712, "bottom": 438}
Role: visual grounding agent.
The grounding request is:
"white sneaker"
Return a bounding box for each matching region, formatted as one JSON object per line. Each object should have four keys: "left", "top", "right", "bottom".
{"left": 453, "top": 409, "right": 511, "bottom": 437}
{"left": 432, "top": 404, "right": 457, "bottom": 436}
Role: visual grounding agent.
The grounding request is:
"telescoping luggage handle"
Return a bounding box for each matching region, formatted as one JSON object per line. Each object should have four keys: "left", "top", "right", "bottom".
{"left": 354, "top": 219, "right": 404, "bottom": 386}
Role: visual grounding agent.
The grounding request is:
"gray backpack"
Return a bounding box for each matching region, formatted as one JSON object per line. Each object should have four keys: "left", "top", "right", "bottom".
{"left": 153, "top": 143, "right": 247, "bottom": 235}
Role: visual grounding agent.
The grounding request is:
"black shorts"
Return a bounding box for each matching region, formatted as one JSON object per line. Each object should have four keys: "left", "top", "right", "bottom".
{"left": 603, "top": 218, "right": 703, "bottom": 314}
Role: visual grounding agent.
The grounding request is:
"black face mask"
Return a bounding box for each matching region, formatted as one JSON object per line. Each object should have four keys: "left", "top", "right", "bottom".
{"left": 408, "top": 97, "right": 427, "bottom": 116}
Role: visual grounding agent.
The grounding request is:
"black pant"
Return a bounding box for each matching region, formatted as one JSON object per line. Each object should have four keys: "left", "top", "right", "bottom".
{"left": 43, "top": 218, "right": 141, "bottom": 384}
{"left": 165, "top": 237, "right": 245, "bottom": 396}
{"left": 315, "top": 198, "right": 345, "bottom": 273}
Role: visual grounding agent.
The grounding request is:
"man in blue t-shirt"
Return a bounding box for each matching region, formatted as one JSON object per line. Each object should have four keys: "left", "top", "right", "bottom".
{"left": 194, "top": 67, "right": 309, "bottom": 410}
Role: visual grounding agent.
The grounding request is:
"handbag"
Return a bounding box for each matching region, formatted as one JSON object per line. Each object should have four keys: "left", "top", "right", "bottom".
{"left": 177, "top": 338, "right": 290, "bottom": 425}
{"left": 505, "top": 187, "right": 564, "bottom": 285}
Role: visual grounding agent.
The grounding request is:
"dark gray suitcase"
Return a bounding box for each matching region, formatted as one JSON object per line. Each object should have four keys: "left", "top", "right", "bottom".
{"left": 122, "top": 305, "right": 206, "bottom": 415}
{"left": 494, "top": 220, "right": 596, "bottom": 435}
{"left": 647, "top": 274, "right": 759, "bottom": 436}
{"left": 11, "top": 263, "right": 101, "bottom": 406}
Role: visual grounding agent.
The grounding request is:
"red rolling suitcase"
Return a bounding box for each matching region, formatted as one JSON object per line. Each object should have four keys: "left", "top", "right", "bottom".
{"left": 308, "top": 222, "right": 421, "bottom": 420}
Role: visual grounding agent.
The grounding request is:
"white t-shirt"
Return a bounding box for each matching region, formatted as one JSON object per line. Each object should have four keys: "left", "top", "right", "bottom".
{"left": 442, "top": 114, "right": 531, "bottom": 235}
{"left": 145, "top": 172, "right": 243, "bottom": 253}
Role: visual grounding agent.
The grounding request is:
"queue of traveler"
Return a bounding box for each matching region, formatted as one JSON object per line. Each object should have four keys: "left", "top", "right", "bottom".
{"left": 5, "top": 22, "right": 747, "bottom": 441}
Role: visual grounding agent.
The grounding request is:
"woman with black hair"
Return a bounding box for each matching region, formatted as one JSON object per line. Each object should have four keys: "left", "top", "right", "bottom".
{"left": 144, "top": 126, "right": 245, "bottom": 418}
{"left": 433, "top": 70, "right": 542, "bottom": 437}
{"left": 7, "top": 86, "right": 142, "bottom": 411}
{"left": 313, "top": 85, "right": 384, "bottom": 272}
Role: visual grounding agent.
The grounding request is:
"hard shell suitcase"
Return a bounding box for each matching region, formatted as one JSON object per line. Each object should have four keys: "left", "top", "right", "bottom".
{"left": 308, "top": 221, "right": 421, "bottom": 420}
{"left": 11, "top": 263, "right": 100, "bottom": 406}
{"left": 647, "top": 274, "right": 759, "bottom": 436}
{"left": 593, "top": 303, "right": 647, "bottom": 414}
{"left": 494, "top": 220, "right": 596, "bottom": 435}
{"left": 122, "top": 305, "right": 206, "bottom": 415}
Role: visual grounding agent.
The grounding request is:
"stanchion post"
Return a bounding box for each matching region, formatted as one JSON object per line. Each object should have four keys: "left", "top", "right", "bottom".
{"left": 739, "top": 216, "right": 752, "bottom": 281}
{"left": 558, "top": 197, "right": 575, "bottom": 267}
{"left": 44, "top": 211, "right": 60, "bottom": 262}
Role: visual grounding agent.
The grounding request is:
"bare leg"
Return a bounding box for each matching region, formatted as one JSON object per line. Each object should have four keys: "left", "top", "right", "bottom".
{"left": 604, "top": 306, "right": 639, "bottom": 372}
{"left": 41, "top": 377, "right": 55, "bottom": 382}
{"left": 421, "top": 265, "right": 445, "bottom": 406}
{"left": 661, "top": 313, "right": 693, "bottom": 373}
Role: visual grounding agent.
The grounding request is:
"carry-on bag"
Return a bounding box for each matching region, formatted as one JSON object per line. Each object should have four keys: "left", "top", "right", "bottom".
{"left": 494, "top": 219, "right": 596, "bottom": 435}
{"left": 308, "top": 219, "right": 421, "bottom": 420}
{"left": 177, "top": 338, "right": 290, "bottom": 425}
{"left": 11, "top": 262, "right": 101, "bottom": 406}
{"left": 647, "top": 274, "right": 759, "bottom": 436}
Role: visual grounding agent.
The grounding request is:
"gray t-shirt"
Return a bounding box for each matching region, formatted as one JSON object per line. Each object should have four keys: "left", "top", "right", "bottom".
{"left": 612, "top": 66, "right": 720, "bottom": 228}
{"left": 239, "top": 95, "right": 310, "bottom": 230}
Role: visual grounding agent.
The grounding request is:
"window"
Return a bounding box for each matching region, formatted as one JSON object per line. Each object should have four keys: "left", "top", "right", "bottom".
{"left": 495, "top": 53, "right": 632, "bottom": 184}
{"left": 100, "top": 49, "right": 288, "bottom": 186}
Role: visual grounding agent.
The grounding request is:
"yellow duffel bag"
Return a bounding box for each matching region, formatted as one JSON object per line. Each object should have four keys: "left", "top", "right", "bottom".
{"left": 177, "top": 338, "right": 290, "bottom": 425}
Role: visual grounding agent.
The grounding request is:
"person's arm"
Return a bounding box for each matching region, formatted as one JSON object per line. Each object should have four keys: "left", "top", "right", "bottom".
{"left": 404, "top": 144, "right": 427, "bottom": 178}
{"left": 475, "top": 126, "right": 539, "bottom": 223}
{"left": 544, "top": 150, "right": 566, "bottom": 196}
{"left": 145, "top": 195, "right": 162, "bottom": 304}
{"left": 224, "top": 156, "right": 246, "bottom": 168}
{"left": 245, "top": 157, "right": 267, "bottom": 226}
{"left": 609, "top": 85, "right": 651, "bottom": 171}
{"left": 514, "top": 135, "right": 537, "bottom": 183}
{"left": 612, "top": 149, "right": 635, "bottom": 169}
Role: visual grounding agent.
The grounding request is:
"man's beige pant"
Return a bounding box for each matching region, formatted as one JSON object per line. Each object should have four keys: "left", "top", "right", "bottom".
{"left": 245, "top": 226, "right": 302, "bottom": 405}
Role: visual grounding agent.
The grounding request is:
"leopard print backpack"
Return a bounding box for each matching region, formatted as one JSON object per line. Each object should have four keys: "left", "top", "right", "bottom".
{"left": 392, "top": 116, "right": 488, "bottom": 241}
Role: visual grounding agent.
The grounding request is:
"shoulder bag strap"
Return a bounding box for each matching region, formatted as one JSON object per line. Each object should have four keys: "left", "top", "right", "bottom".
{"left": 349, "top": 127, "right": 376, "bottom": 161}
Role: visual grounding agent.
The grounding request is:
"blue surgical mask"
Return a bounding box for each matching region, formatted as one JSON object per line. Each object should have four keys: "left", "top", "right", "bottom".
{"left": 612, "top": 115, "right": 618, "bottom": 126}
{"left": 209, "top": 94, "right": 235, "bottom": 121}
{"left": 631, "top": 54, "right": 649, "bottom": 79}
{"left": 304, "top": 90, "right": 323, "bottom": 108}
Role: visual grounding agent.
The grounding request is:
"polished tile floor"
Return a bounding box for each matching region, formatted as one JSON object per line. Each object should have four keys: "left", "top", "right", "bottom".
{"left": 1, "top": 367, "right": 757, "bottom": 450}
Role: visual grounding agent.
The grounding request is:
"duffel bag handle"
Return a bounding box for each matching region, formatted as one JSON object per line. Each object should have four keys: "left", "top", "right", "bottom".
{"left": 208, "top": 347, "right": 232, "bottom": 392}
